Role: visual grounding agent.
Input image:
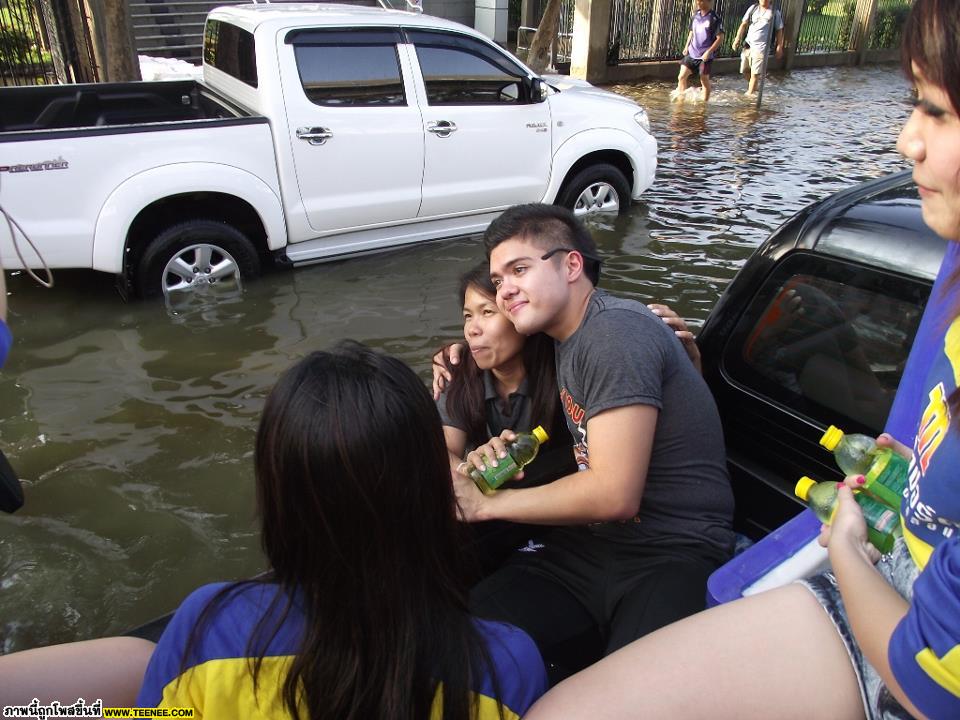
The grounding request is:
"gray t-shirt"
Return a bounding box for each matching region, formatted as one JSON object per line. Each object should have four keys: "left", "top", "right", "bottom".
{"left": 743, "top": 4, "right": 783, "bottom": 53}
{"left": 556, "top": 290, "right": 734, "bottom": 553}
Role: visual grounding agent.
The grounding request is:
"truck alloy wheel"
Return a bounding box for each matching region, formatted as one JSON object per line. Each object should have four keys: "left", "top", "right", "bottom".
{"left": 557, "top": 163, "right": 631, "bottom": 217}
{"left": 136, "top": 220, "right": 260, "bottom": 299}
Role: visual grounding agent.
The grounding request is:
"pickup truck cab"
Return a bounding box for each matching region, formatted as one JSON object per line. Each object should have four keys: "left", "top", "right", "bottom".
{"left": 698, "top": 169, "right": 946, "bottom": 540}
{"left": 0, "top": 4, "right": 656, "bottom": 299}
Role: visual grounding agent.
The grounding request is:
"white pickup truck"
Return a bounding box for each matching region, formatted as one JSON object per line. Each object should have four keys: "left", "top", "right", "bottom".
{"left": 0, "top": 3, "right": 657, "bottom": 299}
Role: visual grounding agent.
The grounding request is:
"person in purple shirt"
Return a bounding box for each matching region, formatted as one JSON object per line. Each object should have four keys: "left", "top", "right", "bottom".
{"left": 673, "top": 0, "right": 725, "bottom": 102}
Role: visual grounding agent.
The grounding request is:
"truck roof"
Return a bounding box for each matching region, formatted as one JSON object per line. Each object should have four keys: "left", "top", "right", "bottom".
{"left": 208, "top": 2, "right": 478, "bottom": 36}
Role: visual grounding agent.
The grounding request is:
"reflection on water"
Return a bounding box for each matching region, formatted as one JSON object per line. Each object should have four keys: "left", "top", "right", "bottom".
{"left": 0, "top": 65, "right": 911, "bottom": 652}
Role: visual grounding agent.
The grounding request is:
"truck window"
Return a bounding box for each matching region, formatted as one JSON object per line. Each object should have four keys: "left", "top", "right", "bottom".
{"left": 289, "top": 29, "right": 405, "bottom": 107}
{"left": 204, "top": 20, "right": 258, "bottom": 87}
{"left": 723, "top": 253, "right": 927, "bottom": 435}
{"left": 405, "top": 29, "right": 527, "bottom": 106}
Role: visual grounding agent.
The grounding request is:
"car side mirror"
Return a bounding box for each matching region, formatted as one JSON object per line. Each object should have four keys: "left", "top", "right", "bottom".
{"left": 529, "top": 77, "right": 548, "bottom": 103}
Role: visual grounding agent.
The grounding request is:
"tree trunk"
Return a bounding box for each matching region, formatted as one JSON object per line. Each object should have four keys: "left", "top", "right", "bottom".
{"left": 86, "top": 0, "right": 141, "bottom": 81}
{"left": 526, "top": 0, "right": 562, "bottom": 74}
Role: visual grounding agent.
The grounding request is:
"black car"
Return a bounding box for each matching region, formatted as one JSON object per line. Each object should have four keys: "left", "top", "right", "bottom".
{"left": 698, "top": 169, "right": 946, "bottom": 540}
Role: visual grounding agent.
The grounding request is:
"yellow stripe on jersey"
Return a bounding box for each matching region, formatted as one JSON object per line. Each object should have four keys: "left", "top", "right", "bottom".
{"left": 902, "top": 522, "right": 934, "bottom": 570}
{"left": 916, "top": 645, "right": 960, "bottom": 697}
{"left": 945, "top": 317, "right": 960, "bottom": 388}
{"left": 159, "top": 656, "right": 520, "bottom": 720}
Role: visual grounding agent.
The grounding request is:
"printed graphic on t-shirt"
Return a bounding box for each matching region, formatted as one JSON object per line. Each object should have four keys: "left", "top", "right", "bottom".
{"left": 559, "top": 386, "right": 589, "bottom": 470}
{"left": 903, "top": 317, "right": 960, "bottom": 568}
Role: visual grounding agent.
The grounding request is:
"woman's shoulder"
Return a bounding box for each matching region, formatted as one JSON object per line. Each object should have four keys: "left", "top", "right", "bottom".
{"left": 473, "top": 619, "right": 548, "bottom": 714}
{"left": 474, "top": 618, "right": 545, "bottom": 676}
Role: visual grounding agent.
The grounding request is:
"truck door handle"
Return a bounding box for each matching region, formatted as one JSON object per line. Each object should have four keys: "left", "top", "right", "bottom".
{"left": 296, "top": 126, "right": 333, "bottom": 145}
{"left": 426, "top": 120, "right": 457, "bottom": 138}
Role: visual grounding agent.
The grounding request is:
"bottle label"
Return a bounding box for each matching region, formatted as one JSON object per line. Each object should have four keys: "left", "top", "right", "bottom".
{"left": 865, "top": 450, "right": 908, "bottom": 509}
{"left": 477, "top": 455, "right": 521, "bottom": 490}
{"left": 856, "top": 495, "right": 899, "bottom": 535}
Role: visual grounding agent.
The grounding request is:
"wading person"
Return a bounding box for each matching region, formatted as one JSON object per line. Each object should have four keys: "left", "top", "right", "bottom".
{"left": 137, "top": 342, "right": 547, "bottom": 719}
{"left": 673, "top": 0, "right": 725, "bottom": 103}
{"left": 525, "top": 1, "right": 960, "bottom": 717}
{"left": 732, "top": 0, "right": 784, "bottom": 96}
{"left": 454, "top": 205, "right": 735, "bottom": 679}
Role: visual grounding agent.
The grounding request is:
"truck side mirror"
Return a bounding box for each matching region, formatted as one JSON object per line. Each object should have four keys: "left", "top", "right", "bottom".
{"left": 529, "top": 77, "right": 548, "bottom": 103}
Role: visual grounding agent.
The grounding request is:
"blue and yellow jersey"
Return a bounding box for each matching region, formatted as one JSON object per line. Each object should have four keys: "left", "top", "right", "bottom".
{"left": 886, "top": 276, "right": 960, "bottom": 717}
{"left": 136, "top": 583, "right": 547, "bottom": 719}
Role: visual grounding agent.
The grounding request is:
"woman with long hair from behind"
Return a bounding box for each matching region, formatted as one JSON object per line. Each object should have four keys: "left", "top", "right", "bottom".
{"left": 136, "top": 342, "right": 547, "bottom": 720}
{"left": 526, "top": 1, "right": 960, "bottom": 717}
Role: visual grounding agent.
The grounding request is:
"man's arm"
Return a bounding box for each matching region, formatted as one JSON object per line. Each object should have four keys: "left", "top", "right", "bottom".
{"left": 682, "top": 30, "right": 693, "bottom": 55}
{"left": 455, "top": 404, "right": 657, "bottom": 525}
{"left": 775, "top": 26, "right": 785, "bottom": 58}
{"left": 731, "top": 19, "right": 749, "bottom": 49}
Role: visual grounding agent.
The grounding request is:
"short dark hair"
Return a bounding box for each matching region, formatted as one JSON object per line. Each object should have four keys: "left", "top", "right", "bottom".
{"left": 902, "top": 0, "right": 960, "bottom": 115}
{"left": 483, "top": 204, "right": 601, "bottom": 285}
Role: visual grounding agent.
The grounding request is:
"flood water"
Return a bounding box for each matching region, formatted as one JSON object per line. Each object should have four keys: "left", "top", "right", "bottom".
{"left": 0, "top": 64, "right": 913, "bottom": 652}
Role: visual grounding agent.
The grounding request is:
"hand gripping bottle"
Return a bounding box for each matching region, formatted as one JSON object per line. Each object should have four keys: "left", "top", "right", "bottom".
{"left": 795, "top": 476, "right": 898, "bottom": 554}
{"left": 819, "top": 425, "right": 907, "bottom": 511}
{"left": 469, "top": 426, "right": 549, "bottom": 494}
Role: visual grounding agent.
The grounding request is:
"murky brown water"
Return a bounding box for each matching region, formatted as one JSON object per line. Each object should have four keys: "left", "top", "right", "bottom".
{"left": 0, "top": 64, "right": 912, "bottom": 652}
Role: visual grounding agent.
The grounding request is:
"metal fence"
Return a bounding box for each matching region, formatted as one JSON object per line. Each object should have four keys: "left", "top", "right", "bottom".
{"left": 608, "top": 0, "right": 774, "bottom": 64}
{"left": 1, "top": 0, "right": 54, "bottom": 84}
{"left": 868, "top": 0, "right": 910, "bottom": 49}
{"left": 795, "top": 0, "right": 857, "bottom": 53}
{"left": 518, "top": 0, "right": 574, "bottom": 65}
{"left": 1, "top": 0, "right": 98, "bottom": 86}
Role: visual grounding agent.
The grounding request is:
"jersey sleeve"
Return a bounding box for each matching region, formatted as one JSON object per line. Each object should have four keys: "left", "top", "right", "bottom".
{"left": 477, "top": 620, "right": 548, "bottom": 718}
{"left": 136, "top": 584, "right": 224, "bottom": 707}
{"left": 889, "top": 538, "right": 960, "bottom": 718}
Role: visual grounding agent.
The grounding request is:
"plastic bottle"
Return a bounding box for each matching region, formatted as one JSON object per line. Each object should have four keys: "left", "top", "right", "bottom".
{"left": 819, "top": 425, "right": 907, "bottom": 511}
{"left": 794, "top": 476, "right": 898, "bottom": 554}
{"left": 469, "top": 426, "right": 549, "bottom": 494}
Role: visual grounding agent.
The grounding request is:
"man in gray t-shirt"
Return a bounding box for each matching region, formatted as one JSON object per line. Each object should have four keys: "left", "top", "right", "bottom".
{"left": 454, "top": 204, "right": 734, "bottom": 678}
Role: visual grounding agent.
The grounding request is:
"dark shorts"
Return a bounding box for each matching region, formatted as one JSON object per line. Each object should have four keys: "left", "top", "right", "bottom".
{"left": 798, "top": 538, "right": 918, "bottom": 720}
{"left": 681, "top": 54, "right": 713, "bottom": 75}
{"left": 470, "top": 526, "right": 727, "bottom": 684}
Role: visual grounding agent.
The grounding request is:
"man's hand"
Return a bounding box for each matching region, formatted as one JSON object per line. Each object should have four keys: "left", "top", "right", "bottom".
{"left": 431, "top": 342, "right": 465, "bottom": 400}
{"left": 775, "top": 44, "right": 784, "bottom": 59}
{"left": 732, "top": 37, "right": 741, "bottom": 51}
{"left": 701, "top": 50, "right": 712, "bottom": 62}
{"left": 451, "top": 463, "right": 487, "bottom": 522}
{"left": 647, "top": 304, "right": 701, "bottom": 373}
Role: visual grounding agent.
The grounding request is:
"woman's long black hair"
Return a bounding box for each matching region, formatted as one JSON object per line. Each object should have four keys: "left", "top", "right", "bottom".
{"left": 442, "top": 264, "right": 563, "bottom": 447}
{"left": 902, "top": 0, "right": 960, "bottom": 423}
{"left": 185, "top": 342, "right": 501, "bottom": 720}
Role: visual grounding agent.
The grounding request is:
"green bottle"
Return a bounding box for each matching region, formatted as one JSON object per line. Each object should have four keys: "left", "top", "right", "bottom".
{"left": 469, "top": 426, "right": 549, "bottom": 494}
{"left": 794, "top": 476, "right": 898, "bottom": 554}
{"left": 820, "top": 425, "right": 907, "bottom": 511}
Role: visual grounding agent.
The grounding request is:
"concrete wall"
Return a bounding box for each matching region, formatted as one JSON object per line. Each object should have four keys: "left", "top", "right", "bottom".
{"left": 422, "top": 0, "right": 476, "bottom": 29}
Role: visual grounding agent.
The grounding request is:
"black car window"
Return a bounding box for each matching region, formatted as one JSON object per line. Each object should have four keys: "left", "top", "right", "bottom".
{"left": 724, "top": 253, "right": 928, "bottom": 435}
{"left": 406, "top": 29, "right": 527, "bottom": 106}
{"left": 290, "top": 29, "right": 405, "bottom": 107}
{"left": 204, "top": 20, "right": 258, "bottom": 87}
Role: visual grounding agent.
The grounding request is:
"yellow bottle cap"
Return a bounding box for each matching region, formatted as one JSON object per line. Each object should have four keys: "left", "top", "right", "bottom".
{"left": 795, "top": 476, "right": 816, "bottom": 501}
{"left": 820, "top": 425, "right": 844, "bottom": 452}
{"left": 532, "top": 426, "right": 549, "bottom": 444}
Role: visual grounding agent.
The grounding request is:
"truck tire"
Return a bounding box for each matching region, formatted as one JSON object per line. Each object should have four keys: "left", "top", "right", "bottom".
{"left": 556, "top": 163, "right": 631, "bottom": 217}
{"left": 136, "top": 220, "right": 260, "bottom": 299}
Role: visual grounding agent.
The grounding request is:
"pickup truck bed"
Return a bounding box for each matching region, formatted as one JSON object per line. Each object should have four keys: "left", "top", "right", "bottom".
{"left": 0, "top": 81, "right": 250, "bottom": 134}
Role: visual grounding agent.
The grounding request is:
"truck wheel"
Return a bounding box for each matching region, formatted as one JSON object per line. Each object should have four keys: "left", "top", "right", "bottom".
{"left": 136, "top": 220, "right": 260, "bottom": 299}
{"left": 556, "top": 164, "right": 631, "bottom": 217}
